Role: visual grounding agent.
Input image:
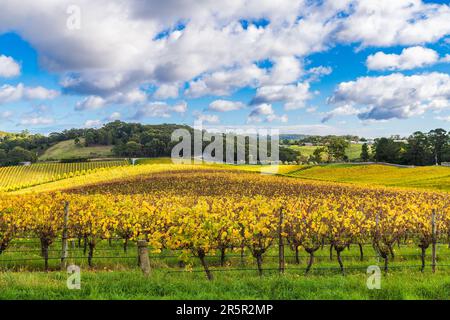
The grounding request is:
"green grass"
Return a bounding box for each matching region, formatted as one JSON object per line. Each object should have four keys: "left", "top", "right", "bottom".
{"left": 1, "top": 239, "right": 449, "bottom": 299}
{"left": 136, "top": 157, "right": 174, "bottom": 165}
{"left": 288, "top": 144, "right": 363, "bottom": 161}
{"left": 39, "top": 139, "right": 113, "bottom": 161}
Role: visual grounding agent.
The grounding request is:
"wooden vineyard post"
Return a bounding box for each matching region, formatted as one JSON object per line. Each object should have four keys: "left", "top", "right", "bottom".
{"left": 431, "top": 209, "right": 437, "bottom": 274}
{"left": 278, "top": 208, "right": 285, "bottom": 275}
{"left": 137, "top": 240, "right": 151, "bottom": 276}
{"left": 60, "top": 201, "right": 70, "bottom": 269}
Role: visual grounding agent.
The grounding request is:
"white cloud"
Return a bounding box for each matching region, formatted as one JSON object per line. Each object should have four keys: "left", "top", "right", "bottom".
{"left": 442, "top": 54, "right": 450, "bottom": 63}
{"left": 329, "top": 72, "right": 450, "bottom": 121}
{"left": 0, "top": 55, "right": 21, "bottom": 78}
{"left": 153, "top": 83, "right": 180, "bottom": 99}
{"left": 195, "top": 113, "right": 220, "bottom": 124}
{"left": 75, "top": 89, "right": 148, "bottom": 111}
{"left": 0, "top": 0, "right": 351, "bottom": 98}
{"left": 208, "top": 100, "right": 245, "bottom": 112}
{"left": 84, "top": 119, "right": 103, "bottom": 128}
{"left": 133, "top": 101, "right": 187, "bottom": 119}
{"left": 0, "top": 83, "right": 59, "bottom": 104}
{"left": 75, "top": 96, "right": 106, "bottom": 111}
{"left": 185, "top": 64, "right": 267, "bottom": 98}
{"left": 321, "top": 104, "right": 361, "bottom": 123}
{"left": 366, "top": 46, "right": 439, "bottom": 71}
{"left": 338, "top": 0, "right": 450, "bottom": 47}
{"left": 307, "top": 66, "right": 332, "bottom": 82}
{"left": 247, "top": 103, "right": 288, "bottom": 123}
{"left": 19, "top": 116, "right": 54, "bottom": 126}
{"left": 251, "top": 83, "right": 312, "bottom": 110}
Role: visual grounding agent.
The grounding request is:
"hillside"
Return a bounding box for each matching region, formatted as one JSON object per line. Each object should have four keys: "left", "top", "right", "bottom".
{"left": 289, "top": 144, "right": 363, "bottom": 160}
{"left": 286, "top": 164, "right": 450, "bottom": 192}
{"left": 39, "top": 139, "right": 113, "bottom": 160}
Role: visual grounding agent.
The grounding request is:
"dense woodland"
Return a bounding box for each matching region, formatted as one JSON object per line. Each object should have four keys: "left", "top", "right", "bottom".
{"left": 0, "top": 122, "right": 448, "bottom": 166}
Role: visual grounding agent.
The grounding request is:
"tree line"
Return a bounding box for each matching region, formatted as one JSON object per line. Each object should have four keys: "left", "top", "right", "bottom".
{"left": 365, "top": 129, "right": 449, "bottom": 166}
{"left": 0, "top": 122, "right": 448, "bottom": 166}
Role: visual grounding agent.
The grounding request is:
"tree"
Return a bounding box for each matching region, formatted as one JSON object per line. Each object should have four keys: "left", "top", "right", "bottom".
{"left": 144, "top": 139, "right": 166, "bottom": 157}
{"left": 326, "top": 137, "right": 349, "bottom": 162}
{"left": 124, "top": 141, "right": 142, "bottom": 157}
{"left": 0, "top": 149, "right": 7, "bottom": 165}
{"left": 428, "top": 129, "right": 448, "bottom": 165}
{"left": 310, "top": 147, "right": 327, "bottom": 163}
{"left": 74, "top": 138, "right": 81, "bottom": 146}
{"left": 6, "top": 147, "right": 37, "bottom": 165}
{"left": 403, "top": 131, "right": 433, "bottom": 166}
{"left": 279, "top": 147, "right": 299, "bottom": 163}
{"left": 373, "top": 138, "right": 403, "bottom": 164}
{"left": 360, "top": 143, "right": 370, "bottom": 162}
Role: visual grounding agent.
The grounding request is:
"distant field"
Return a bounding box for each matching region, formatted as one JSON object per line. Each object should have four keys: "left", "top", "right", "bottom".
{"left": 286, "top": 164, "right": 450, "bottom": 192}
{"left": 136, "top": 157, "right": 174, "bottom": 165}
{"left": 39, "top": 139, "right": 113, "bottom": 160}
{"left": 0, "top": 160, "right": 129, "bottom": 192}
{"left": 289, "top": 144, "right": 363, "bottom": 160}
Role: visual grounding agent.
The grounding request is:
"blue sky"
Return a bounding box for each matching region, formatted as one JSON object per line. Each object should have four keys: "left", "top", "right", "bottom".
{"left": 0, "top": 0, "right": 450, "bottom": 138}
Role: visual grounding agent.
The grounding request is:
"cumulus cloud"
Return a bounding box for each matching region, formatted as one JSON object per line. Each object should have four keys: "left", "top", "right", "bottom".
{"left": 75, "top": 89, "right": 148, "bottom": 111}
{"left": 338, "top": 0, "right": 450, "bottom": 47}
{"left": 328, "top": 72, "right": 450, "bottom": 121}
{"left": 247, "top": 103, "right": 288, "bottom": 123}
{"left": 207, "top": 100, "right": 245, "bottom": 112}
{"left": 185, "top": 64, "right": 267, "bottom": 98}
{"left": 194, "top": 113, "right": 220, "bottom": 124}
{"left": 321, "top": 104, "right": 361, "bottom": 123}
{"left": 366, "top": 46, "right": 439, "bottom": 71}
{"left": 0, "top": 83, "right": 59, "bottom": 104}
{"left": 0, "top": 0, "right": 353, "bottom": 98}
{"left": 75, "top": 96, "right": 106, "bottom": 111}
{"left": 153, "top": 83, "right": 180, "bottom": 99}
{"left": 132, "top": 101, "right": 187, "bottom": 119}
{"left": 0, "top": 55, "right": 21, "bottom": 77}
{"left": 250, "top": 83, "right": 312, "bottom": 110}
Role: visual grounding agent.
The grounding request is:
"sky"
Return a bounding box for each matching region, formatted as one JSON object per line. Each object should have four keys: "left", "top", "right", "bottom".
{"left": 0, "top": 0, "right": 450, "bottom": 138}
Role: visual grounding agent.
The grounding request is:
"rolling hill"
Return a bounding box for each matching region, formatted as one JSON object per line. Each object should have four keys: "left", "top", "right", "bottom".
{"left": 39, "top": 139, "right": 113, "bottom": 160}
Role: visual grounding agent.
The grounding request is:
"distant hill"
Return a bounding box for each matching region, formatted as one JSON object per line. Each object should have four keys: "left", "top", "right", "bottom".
{"left": 39, "top": 139, "right": 113, "bottom": 161}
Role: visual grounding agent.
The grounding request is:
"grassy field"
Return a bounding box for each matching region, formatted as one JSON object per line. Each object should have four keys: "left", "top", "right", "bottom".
{"left": 286, "top": 164, "right": 450, "bottom": 192}
{"left": 1, "top": 269, "right": 449, "bottom": 300}
{"left": 288, "top": 144, "right": 363, "bottom": 161}
{"left": 39, "top": 139, "right": 113, "bottom": 161}
{"left": 0, "top": 239, "right": 449, "bottom": 299}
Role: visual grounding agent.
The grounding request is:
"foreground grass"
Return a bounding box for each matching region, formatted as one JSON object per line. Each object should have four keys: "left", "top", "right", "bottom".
{"left": 1, "top": 240, "right": 449, "bottom": 300}
{"left": 0, "top": 269, "right": 449, "bottom": 300}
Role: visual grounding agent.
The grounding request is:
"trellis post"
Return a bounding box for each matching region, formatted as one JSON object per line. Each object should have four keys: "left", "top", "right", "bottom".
{"left": 60, "top": 201, "right": 70, "bottom": 269}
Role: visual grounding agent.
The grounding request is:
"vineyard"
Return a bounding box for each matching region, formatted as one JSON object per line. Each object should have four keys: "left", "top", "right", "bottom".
{"left": 1, "top": 168, "right": 450, "bottom": 280}
{"left": 0, "top": 160, "right": 129, "bottom": 192}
